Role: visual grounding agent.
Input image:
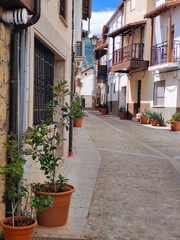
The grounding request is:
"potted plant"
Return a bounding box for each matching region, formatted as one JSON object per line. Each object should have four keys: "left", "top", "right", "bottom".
{"left": 0, "top": 133, "right": 53, "bottom": 240}
{"left": 119, "top": 106, "right": 126, "bottom": 120}
{"left": 167, "top": 112, "right": 180, "bottom": 131}
{"left": 98, "top": 104, "right": 102, "bottom": 112}
{"left": 73, "top": 95, "right": 87, "bottom": 127}
{"left": 140, "top": 108, "right": 150, "bottom": 124}
{"left": 23, "top": 80, "right": 76, "bottom": 227}
{"left": 101, "top": 104, "right": 108, "bottom": 115}
{"left": 148, "top": 110, "right": 162, "bottom": 126}
{"left": 95, "top": 103, "right": 100, "bottom": 111}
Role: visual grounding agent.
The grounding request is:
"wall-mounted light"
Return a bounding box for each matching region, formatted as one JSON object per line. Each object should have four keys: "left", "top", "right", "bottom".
{"left": 90, "top": 35, "right": 98, "bottom": 47}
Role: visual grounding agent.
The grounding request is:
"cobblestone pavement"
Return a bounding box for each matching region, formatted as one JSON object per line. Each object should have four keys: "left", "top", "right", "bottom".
{"left": 83, "top": 111, "right": 180, "bottom": 240}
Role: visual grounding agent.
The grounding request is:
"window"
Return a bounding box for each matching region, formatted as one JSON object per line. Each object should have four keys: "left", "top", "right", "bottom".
{"left": 60, "top": 0, "right": 66, "bottom": 20}
{"left": 114, "top": 83, "right": 116, "bottom": 93}
{"left": 130, "top": 0, "right": 135, "bottom": 11}
{"left": 154, "top": 81, "right": 165, "bottom": 106}
{"left": 34, "top": 38, "right": 54, "bottom": 125}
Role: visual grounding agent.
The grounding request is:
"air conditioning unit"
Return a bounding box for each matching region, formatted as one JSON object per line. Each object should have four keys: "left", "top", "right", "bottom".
{"left": 75, "top": 41, "right": 85, "bottom": 58}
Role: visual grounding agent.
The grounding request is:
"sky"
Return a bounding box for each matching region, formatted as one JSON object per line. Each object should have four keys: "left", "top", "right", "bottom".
{"left": 85, "top": 0, "right": 121, "bottom": 37}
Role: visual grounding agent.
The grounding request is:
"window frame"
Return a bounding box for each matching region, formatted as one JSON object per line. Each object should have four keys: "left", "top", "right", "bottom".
{"left": 153, "top": 80, "right": 165, "bottom": 106}
{"left": 59, "top": 0, "right": 68, "bottom": 26}
{"left": 130, "top": 0, "right": 135, "bottom": 11}
{"left": 33, "top": 38, "right": 55, "bottom": 125}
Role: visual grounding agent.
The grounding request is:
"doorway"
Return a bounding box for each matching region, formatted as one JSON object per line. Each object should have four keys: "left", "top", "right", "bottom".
{"left": 137, "top": 80, "right": 141, "bottom": 113}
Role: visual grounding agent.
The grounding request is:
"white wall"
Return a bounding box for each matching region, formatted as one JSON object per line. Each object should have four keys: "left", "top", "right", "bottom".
{"left": 153, "top": 5, "right": 180, "bottom": 45}
{"left": 81, "top": 69, "right": 94, "bottom": 96}
{"left": 155, "top": 0, "right": 165, "bottom": 7}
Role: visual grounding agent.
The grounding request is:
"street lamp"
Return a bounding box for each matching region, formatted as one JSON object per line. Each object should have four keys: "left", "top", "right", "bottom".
{"left": 90, "top": 35, "right": 98, "bottom": 47}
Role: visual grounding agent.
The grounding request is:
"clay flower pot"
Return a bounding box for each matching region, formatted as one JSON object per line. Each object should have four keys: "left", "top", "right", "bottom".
{"left": 0, "top": 217, "right": 37, "bottom": 240}
{"left": 74, "top": 118, "right": 83, "bottom": 127}
{"left": 101, "top": 108, "right": 108, "bottom": 115}
{"left": 151, "top": 119, "right": 158, "bottom": 126}
{"left": 170, "top": 121, "right": 180, "bottom": 131}
{"left": 35, "top": 184, "right": 75, "bottom": 227}
{"left": 140, "top": 116, "right": 148, "bottom": 124}
{"left": 119, "top": 112, "right": 126, "bottom": 120}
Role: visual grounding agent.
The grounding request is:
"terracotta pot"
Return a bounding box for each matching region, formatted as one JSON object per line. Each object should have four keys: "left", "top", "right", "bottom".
{"left": 35, "top": 184, "right": 75, "bottom": 227}
{"left": 151, "top": 119, "right": 158, "bottom": 126}
{"left": 99, "top": 108, "right": 102, "bottom": 112}
{"left": 140, "top": 116, "right": 148, "bottom": 124}
{"left": 74, "top": 118, "right": 83, "bottom": 127}
{"left": 170, "top": 121, "right": 180, "bottom": 131}
{"left": 101, "top": 108, "right": 108, "bottom": 115}
{"left": 96, "top": 107, "right": 100, "bottom": 111}
{"left": 119, "top": 112, "right": 126, "bottom": 120}
{"left": 0, "top": 217, "right": 37, "bottom": 240}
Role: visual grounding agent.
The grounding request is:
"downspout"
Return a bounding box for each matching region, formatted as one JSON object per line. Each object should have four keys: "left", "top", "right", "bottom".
{"left": 69, "top": 0, "right": 75, "bottom": 156}
{"left": 7, "top": 0, "right": 41, "bottom": 217}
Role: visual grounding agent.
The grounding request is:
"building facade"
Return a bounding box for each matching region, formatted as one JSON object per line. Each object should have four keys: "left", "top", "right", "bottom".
{"left": 145, "top": 0, "right": 180, "bottom": 122}
{"left": 0, "top": 0, "right": 92, "bottom": 231}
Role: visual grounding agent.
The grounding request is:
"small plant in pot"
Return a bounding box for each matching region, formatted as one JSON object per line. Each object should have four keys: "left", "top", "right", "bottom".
{"left": 140, "top": 108, "right": 150, "bottom": 124}
{"left": 72, "top": 95, "right": 87, "bottom": 127}
{"left": 101, "top": 104, "right": 108, "bottom": 115}
{"left": 166, "top": 112, "right": 180, "bottom": 131}
{"left": 148, "top": 110, "right": 162, "bottom": 126}
{"left": 23, "top": 80, "right": 76, "bottom": 227}
{"left": 119, "top": 106, "right": 126, "bottom": 120}
{"left": 0, "top": 133, "right": 54, "bottom": 240}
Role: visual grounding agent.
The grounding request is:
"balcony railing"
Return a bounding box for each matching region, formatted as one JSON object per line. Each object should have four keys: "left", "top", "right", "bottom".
{"left": 113, "top": 43, "right": 144, "bottom": 65}
{"left": 152, "top": 40, "right": 180, "bottom": 66}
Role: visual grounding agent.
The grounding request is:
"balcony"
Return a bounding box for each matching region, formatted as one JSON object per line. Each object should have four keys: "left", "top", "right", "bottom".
{"left": 97, "top": 64, "right": 107, "bottom": 83}
{"left": 111, "top": 43, "right": 149, "bottom": 72}
{"left": 149, "top": 40, "right": 180, "bottom": 71}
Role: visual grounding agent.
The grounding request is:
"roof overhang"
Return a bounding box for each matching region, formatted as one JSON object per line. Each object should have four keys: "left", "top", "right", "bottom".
{"left": 83, "top": 0, "right": 92, "bottom": 20}
{"left": 144, "top": 0, "right": 180, "bottom": 19}
{"left": 94, "top": 42, "right": 108, "bottom": 60}
{"left": 0, "top": 0, "right": 34, "bottom": 13}
{"left": 108, "top": 20, "right": 146, "bottom": 38}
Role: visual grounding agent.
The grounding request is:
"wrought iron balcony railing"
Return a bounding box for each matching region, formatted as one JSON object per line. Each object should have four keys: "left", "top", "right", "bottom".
{"left": 113, "top": 43, "right": 144, "bottom": 65}
{"left": 152, "top": 40, "right": 180, "bottom": 66}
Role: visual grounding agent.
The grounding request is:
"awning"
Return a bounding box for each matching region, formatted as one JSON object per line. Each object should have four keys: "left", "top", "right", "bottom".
{"left": 94, "top": 42, "right": 108, "bottom": 60}
{"left": 144, "top": 0, "right": 180, "bottom": 19}
{"left": 108, "top": 20, "right": 146, "bottom": 38}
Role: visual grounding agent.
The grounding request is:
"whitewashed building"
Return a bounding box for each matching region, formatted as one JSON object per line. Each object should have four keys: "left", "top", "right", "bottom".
{"left": 145, "top": 0, "right": 180, "bottom": 122}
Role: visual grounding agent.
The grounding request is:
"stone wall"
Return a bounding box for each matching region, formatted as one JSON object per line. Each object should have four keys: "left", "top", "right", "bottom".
{"left": 0, "top": 8, "right": 11, "bottom": 232}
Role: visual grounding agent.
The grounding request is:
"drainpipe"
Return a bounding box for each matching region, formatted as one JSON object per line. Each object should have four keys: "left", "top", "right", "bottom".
{"left": 7, "top": 0, "right": 41, "bottom": 217}
{"left": 69, "top": 0, "right": 75, "bottom": 156}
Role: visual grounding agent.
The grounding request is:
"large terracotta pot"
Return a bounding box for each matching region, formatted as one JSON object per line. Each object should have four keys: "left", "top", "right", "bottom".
{"left": 151, "top": 119, "right": 158, "bottom": 126}
{"left": 74, "top": 118, "right": 83, "bottom": 127}
{"left": 170, "top": 121, "right": 180, "bottom": 131}
{"left": 119, "top": 112, "right": 126, "bottom": 120}
{"left": 0, "top": 217, "right": 37, "bottom": 240}
{"left": 140, "top": 116, "right": 148, "bottom": 124}
{"left": 101, "top": 108, "right": 108, "bottom": 115}
{"left": 35, "top": 184, "right": 75, "bottom": 227}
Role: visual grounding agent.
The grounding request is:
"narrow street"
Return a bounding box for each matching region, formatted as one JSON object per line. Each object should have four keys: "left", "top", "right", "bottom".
{"left": 83, "top": 111, "right": 180, "bottom": 240}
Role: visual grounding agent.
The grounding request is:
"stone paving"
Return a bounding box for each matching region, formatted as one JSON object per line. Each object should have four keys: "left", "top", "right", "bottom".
{"left": 33, "top": 111, "right": 180, "bottom": 240}
{"left": 83, "top": 111, "right": 180, "bottom": 240}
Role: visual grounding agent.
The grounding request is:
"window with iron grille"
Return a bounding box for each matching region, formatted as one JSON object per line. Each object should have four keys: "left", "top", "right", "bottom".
{"left": 34, "top": 38, "right": 54, "bottom": 125}
{"left": 60, "top": 0, "right": 66, "bottom": 20}
{"left": 153, "top": 81, "right": 165, "bottom": 106}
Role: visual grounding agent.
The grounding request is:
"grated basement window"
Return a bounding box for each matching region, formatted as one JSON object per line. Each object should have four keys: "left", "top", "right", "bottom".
{"left": 60, "top": 0, "right": 66, "bottom": 19}
{"left": 34, "top": 38, "right": 54, "bottom": 125}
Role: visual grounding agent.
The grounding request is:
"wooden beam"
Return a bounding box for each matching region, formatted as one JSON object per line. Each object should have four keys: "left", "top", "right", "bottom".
{"left": 149, "top": 18, "right": 154, "bottom": 67}
{"left": 112, "top": 37, "right": 115, "bottom": 64}
{"left": 167, "top": 7, "right": 172, "bottom": 62}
